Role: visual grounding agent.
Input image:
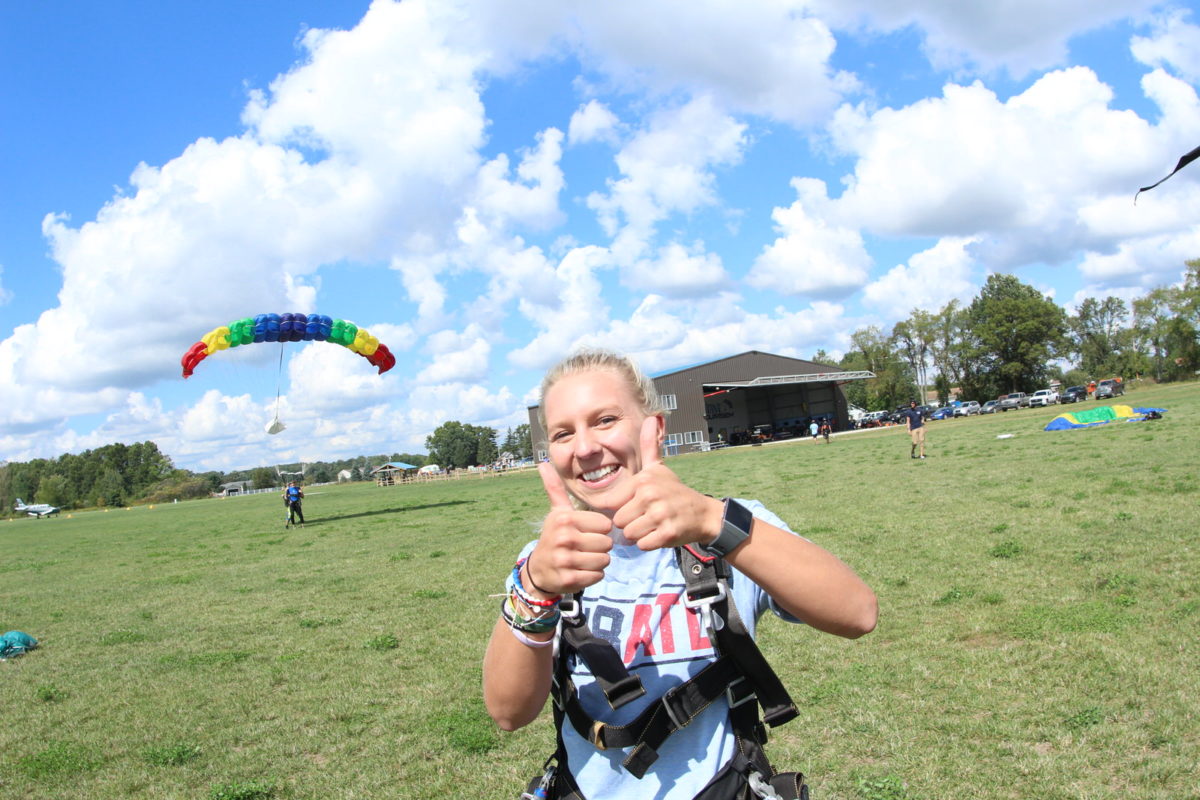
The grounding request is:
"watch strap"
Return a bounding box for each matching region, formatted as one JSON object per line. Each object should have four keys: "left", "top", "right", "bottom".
{"left": 703, "top": 498, "right": 753, "bottom": 557}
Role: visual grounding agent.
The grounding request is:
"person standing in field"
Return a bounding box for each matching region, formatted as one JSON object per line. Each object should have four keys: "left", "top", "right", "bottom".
{"left": 809, "top": 418, "right": 819, "bottom": 439}
{"left": 905, "top": 400, "right": 926, "bottom": 459}
{"left": 820, "top": 418, "right": 832, "bottom": 443}
{"left": 283, "top": 481, "right": 305, "bottom": 526}
{"left": 483, "top": 348, "right": 877, "bottom": 800}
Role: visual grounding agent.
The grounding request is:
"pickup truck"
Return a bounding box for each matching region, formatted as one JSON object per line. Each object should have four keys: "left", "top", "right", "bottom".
{"left": 1028, "top": 389, "right": 1059, "bottom": 407}
{"left": 999, "top": 392, "right": 1028, "bottom": 411}
{"left": 1095, "top": 378, "right": 1125, "bottom": 399}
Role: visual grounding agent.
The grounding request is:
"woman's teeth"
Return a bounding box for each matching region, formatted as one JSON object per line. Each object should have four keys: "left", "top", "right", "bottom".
{"left": 582, "top": 465, "right": 617, "bottom": 481}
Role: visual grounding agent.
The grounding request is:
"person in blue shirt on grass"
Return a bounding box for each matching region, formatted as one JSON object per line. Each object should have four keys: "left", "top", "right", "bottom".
{"left": 283, "top": 481, "right": 305, "bottom": 526}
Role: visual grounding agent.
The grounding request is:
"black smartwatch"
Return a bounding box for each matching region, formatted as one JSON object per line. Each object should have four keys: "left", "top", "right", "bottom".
{"left": 703, "top": 498, "right": 754, "bottom": 557}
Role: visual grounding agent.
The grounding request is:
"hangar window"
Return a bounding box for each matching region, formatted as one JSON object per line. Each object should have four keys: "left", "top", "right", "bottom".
{"left": 665, "top": 433, "right": 682, "bottom": 446}
{"left": 683, "top": 431, "right": 704, "bottom": 444}
{"left": 661, "top": 394, "right": 678, "bottom": 410}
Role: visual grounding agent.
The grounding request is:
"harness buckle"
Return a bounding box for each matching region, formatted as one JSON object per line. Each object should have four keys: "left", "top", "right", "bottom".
{"left": 661, "top": 683, "right": 690, "bottom": 732}
{"left": 726, "top": 675, "right": 757, "bottom": 710}
{"left": 557, "top": 596, "right": 581, "bottom": 621}
{"left": 748, "top": 770, "right": 784, "bottom": 800}
{"left": 520, "top": 762, "right": 556, "bottom": 799}
{"left": 682, "top": 581, "right": 726, "bottom": 636}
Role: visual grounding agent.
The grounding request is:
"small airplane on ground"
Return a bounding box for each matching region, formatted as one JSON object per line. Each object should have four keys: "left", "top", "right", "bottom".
{"left": 13, "top": 498, "right": 61, "bottom": 518}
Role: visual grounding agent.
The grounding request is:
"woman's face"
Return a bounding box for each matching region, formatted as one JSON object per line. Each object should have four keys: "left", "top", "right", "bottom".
{"left": 543, "top": 368, "right": 661, "bottom": 516}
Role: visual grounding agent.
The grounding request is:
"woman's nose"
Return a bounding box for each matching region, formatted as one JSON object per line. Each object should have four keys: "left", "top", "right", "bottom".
{"left": 572, "top": 427, "right": 600, "bottom": 457}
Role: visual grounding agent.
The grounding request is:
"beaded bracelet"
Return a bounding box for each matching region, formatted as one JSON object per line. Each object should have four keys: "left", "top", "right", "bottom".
{"left": 510, "top": 559, "right": 561, "bottom": 607}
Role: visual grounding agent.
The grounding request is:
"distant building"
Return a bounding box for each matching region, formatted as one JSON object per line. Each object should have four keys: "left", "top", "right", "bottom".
{"left": 527, "top": 350, "right": 873, "bottom": 458}
{"left": 370, "top": 461, "right": 419, "bottom": 487}
{"left": 337, "top": 469, "right": 354, "bottom": 482}
{"left": 218, "top": 481, "right": 252, "bottom": 496}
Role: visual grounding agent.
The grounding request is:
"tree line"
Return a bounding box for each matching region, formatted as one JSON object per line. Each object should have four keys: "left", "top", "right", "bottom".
{"left": 0, "top": 445, "right": 428, "bottom": 515}
{"left": 1, "top": 442, "right": 176, "bottom": 514}
{"left": 0, "top": 422, "right": 536, "bottom": 515}
{"left": 423, "top": 423, "right": 533, "bottom": 470}
{"left": 831, "top": 260, "right": 1199, "bottom": 412}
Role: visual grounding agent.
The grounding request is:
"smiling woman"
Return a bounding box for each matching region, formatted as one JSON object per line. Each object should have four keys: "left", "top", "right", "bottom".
{"left": 482, "top": 348, "right": 878, "bottom": 800}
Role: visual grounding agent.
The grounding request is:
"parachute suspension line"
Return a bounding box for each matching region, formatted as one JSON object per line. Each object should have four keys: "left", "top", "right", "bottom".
{"left": 266, "top": 342, "right": 287, "bottom": 436}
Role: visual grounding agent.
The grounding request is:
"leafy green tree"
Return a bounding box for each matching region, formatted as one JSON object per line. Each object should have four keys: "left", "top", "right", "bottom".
{"left": 933, "top": 374, "right": 951, "bottom": 406}
{"left": 967, "top": 274, "right": 1068, "bottom": 393}
{"left": 36, "top": 474, "right": 73, "bottom": 508}
{"left": 426, "top": 421, "right": 480, "bottom": 469}
{"left": 251, "top": 467, "right": 277, "bottom": 490}
{"left": 511, "top": 423, "right": 532, "bottom": 460}
{"left": 1133, "top": 262, "right": 1200, "bottom": 382}
{"left": 1133, "top": 288, "right": 1176, "bottom": 381}
{"left": 93, "top": 468, "right": 126, "bottom": 507}
{"left": 892, "top": 309, "right": 936, "bottom": 401}
{"left": 842, "top": 326, "right": 916, "bottom": 410}
{"left": 475, "top": 426, "right": 499, "bottom": 466}
{"left": 1070, "top": 296, "right": 1128, "bottom": 377}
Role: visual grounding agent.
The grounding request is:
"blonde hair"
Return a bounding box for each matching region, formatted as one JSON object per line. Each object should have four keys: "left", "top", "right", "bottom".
{"left": 536, "top": 348, "right": 666, "bottom": 435}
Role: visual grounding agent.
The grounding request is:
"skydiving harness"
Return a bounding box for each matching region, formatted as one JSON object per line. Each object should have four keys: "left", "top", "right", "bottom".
{"left": 522, "top": 545, "right": 809, "bottom": 800}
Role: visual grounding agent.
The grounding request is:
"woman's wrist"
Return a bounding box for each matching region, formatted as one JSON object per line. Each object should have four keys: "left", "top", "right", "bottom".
{"left": 521, "top": 558, "right": 558, "bottom": 601}
{"left": 701, "top": 495, "right": 726, "bottom": 546}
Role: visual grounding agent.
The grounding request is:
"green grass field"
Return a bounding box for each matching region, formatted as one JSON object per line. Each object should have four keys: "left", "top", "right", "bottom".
{"left": 3, "top": 382, "right": 1198, "bottom": 800}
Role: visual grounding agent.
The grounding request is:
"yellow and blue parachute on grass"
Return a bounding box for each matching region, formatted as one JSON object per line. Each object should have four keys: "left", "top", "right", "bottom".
{"left": 1044, "top": 405, "right": 1166, "bottom": 431}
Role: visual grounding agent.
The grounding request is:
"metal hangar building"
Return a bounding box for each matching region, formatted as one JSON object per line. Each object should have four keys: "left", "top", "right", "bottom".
{"left": 526, "top": 350, "right": 873, "bottom": 458}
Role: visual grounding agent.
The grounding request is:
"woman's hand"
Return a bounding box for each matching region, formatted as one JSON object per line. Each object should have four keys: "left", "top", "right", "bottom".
{"left": 613, "top": 417, "right": 725, "bottom": 552}
{"left": 527, "top": 463, "right": 615, "bottom": 595}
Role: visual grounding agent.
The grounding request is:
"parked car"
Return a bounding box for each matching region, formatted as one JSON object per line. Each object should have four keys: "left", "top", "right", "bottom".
{"left": 1028, "top": 389, "right": 1059, "bottom": 407}
{"left": 1061, "top": 385, "right": 1088, "bottom": 403}
{"left": 954, "top": 401, "right": 981, "bottom": 416}
{"left": 1095, "top": 378, "right": 1125, "bottom": 399}
{"left": 999, "top": 392, "right": 1029, "bottom": 411}
{"left": 928, "top": 406, "right": 954, "bottom": 420}
{"left": 981, "top": 399, "right": 1002, "bottom": 414}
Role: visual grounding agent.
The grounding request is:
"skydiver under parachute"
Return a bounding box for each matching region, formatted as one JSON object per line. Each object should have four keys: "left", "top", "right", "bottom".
{"left": 181, "top": 312, "right": 395, "bottom": 435}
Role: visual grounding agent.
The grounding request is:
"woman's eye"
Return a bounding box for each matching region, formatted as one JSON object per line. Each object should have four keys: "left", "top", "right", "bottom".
{"left": 597, "top": 415, "right": 617, "bottom": 426}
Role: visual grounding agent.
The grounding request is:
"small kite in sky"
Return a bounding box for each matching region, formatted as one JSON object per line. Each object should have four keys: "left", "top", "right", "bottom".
{"left": 1135, "top": 144, "right": 1200, "bottom": 203}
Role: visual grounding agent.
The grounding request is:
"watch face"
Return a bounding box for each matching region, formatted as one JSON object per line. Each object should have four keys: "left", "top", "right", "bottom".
{"left": 707, "top": 498, "right": 752, "bottom": 556}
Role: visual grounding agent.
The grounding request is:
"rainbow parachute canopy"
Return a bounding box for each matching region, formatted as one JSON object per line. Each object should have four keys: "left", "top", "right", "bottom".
{"left": 181, "top": 313, "right": 395, "bottom": 378}
{"left": 1043, "top": 405, "right": 1166, "bottom": 431}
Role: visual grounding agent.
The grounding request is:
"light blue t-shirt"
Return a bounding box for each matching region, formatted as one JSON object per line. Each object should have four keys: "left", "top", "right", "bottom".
{"left": 518, "top": 500, "right": 802, "bottom": 800}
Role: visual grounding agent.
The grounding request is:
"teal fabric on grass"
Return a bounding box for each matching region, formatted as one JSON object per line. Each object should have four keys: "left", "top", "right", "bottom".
{"left": 0, "top": 630, "right": 38, "bottom": 659}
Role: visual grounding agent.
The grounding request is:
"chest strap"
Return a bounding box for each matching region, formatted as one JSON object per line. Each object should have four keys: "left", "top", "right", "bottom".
{"left": 549, "top": 546, "right": 798, "bottom": 779}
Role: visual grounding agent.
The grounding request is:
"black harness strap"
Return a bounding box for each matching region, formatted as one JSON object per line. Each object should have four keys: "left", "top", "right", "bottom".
{"left": 679, "top": 546, "right": 799, "bottom": 729}
{"left": 546, "top": 546, "right": 801, "bottom": 783}
{"left": 559, "top": 594, "right": 646, "bottom": 710}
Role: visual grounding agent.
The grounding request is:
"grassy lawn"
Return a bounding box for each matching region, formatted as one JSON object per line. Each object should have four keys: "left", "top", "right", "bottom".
{"left": 2, "top": 382, "right": 1197, "bottom": 799}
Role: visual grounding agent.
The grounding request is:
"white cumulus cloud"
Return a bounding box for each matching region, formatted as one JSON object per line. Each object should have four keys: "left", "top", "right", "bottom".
{"left": 748, "top": 178, "right": 871, "bottom": 299}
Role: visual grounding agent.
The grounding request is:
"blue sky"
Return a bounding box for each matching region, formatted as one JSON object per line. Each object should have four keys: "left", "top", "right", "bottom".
{"left": 2, "top": 0, "right": 1198, "bottom": 472}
